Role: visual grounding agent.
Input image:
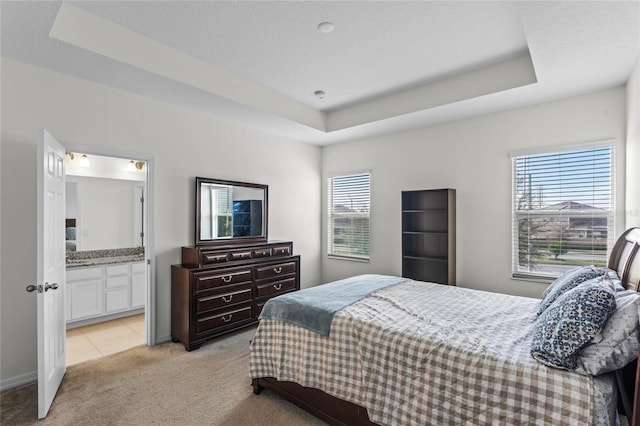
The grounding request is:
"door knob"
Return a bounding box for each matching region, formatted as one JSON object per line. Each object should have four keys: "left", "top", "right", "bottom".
{"left": 44, "top": 283, "right": 59, "bottom": 292}
{"left": 26, "top": 283, "right": 59, "bottom": 293}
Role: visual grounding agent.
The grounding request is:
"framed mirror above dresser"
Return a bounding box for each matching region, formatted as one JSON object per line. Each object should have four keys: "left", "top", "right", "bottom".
{"left": 195, "top": 177, "right": 268, "bottom": 245}
{"left": 171, "top": 177, "right": 300, "bottom": 351}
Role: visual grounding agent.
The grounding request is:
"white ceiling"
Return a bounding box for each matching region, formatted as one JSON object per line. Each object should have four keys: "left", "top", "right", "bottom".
{"left": 1, "top": 1, "right": 639, "bottom": 145}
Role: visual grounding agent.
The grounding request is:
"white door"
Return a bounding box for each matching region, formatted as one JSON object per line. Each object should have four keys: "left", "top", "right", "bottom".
{"left": 33, "top": 129, "right": 67, "bottom": 418}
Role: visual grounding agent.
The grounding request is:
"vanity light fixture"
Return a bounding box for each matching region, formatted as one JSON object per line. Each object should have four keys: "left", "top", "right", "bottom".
{"left": 79, "top": 154, "right": 90, "bottom": 167}
{"left": 129, "top": 160, "right": 145, "bottom": 172}
{"left": 65, "top": 152, "right": 75, "bottom": 162}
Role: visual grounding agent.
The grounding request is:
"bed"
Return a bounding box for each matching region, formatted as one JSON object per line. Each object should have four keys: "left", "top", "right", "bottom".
{"left": 250, "top": 227, "right": 640, "bottom": 426}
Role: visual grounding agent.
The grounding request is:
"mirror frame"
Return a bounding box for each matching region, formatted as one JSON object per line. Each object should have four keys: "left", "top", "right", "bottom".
{"left": 195, "top": 177, "right": 268, "bottom": 246}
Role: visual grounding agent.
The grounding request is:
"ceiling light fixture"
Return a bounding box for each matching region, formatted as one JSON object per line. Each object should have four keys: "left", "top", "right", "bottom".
{"left": 314, "top": 90, "right": 326, "bottom": 99}
{"left": 317, "top": 21, "right": 334, "bottom": 33}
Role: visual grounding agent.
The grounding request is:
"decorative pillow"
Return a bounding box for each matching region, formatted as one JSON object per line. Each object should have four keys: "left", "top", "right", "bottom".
{"left": 531, "top": 278, "right": 616, "bottom": 370}
{"left": 537, "top": 265, "right": 602, "bottom": 316}
{"left": 575, "top": 284, "right": 640, "bottom": 375}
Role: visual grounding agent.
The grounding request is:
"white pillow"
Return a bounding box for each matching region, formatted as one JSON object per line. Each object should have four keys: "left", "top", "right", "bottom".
{"left": 575, "top": 285, "right": 640, "bottom": 376}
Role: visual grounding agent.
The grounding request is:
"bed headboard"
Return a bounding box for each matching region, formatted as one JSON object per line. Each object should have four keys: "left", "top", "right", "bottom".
{"left": 607, "top": 228, "right": 640, "bottom": 426}
{"left": 608, "top": 227, "right": 640, "bottom": 292}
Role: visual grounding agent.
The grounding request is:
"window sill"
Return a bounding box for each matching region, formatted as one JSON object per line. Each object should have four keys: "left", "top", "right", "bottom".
{"left": 327, "top": 255, "right": 370, "bottom": 263}
{"left": 511, "top": 273, "right": 554, "bottom": 284}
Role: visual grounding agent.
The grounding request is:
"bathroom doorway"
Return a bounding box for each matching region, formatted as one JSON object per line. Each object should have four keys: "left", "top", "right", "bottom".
{"left": 62, "top": 148, "right": 154, "bottom": 365}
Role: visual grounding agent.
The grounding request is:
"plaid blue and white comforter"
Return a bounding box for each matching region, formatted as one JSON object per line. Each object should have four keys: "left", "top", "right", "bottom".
{"left": 250, "top": 278, "right": 617, "bottom": 426}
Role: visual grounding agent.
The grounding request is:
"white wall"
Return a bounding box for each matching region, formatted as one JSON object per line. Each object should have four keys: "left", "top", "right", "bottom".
{"left": 322, "top": 88, "right": 627, "bottom": 298}
{"left": 0, "top": 58, "right": 322, "bottom": 386}
{"left": 626, "top": 56, "right": 640, "bottom": 228}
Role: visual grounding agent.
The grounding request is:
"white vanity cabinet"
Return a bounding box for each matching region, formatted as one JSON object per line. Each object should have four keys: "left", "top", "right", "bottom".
{"left": 65, "top": 266, "right": 103, "bottom": 320}
{"left": 105, "top": 264, "right": 130, "bottom": 313}
{"left": 66, "top": 261, "right": 146, "bottom": 325}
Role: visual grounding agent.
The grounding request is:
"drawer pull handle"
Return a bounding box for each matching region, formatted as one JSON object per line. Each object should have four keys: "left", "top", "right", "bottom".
{"left": 222, "top": 295, "right": 233, "bottom": 303}
{"left": 273, "top": 283, "right": 282, "bottom": 291}
{"left": 222, "top": 276, "right": 232, "bottom": 283}
{"left": 222, "top": 314, "right": 232, "bottom": 323}
{"left": 273, "top": 267, "right": 282, "bottom": 274}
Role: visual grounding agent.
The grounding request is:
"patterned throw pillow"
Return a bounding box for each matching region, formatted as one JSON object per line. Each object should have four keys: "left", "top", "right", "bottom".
{"left": 537, "top": 265, "right": 602, "bottom": 316}
{"left": 531, "top": 278, "right": 616, "bottom": 370}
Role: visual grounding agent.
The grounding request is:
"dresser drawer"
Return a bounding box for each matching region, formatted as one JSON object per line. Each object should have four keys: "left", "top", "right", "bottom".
{"left": 196, "top": 286, "right": 252, "bottom": 313}
{"left": 194, "top": 269, "right": 252, "bottom": 292}
{"left": 228, "top": 250, "right": 253, "bottom": 262}
{"left": 201, "top": 252, "right": 229, "bottom": 265}
{"left": 272, "top": 245, "right": 291, "bottom": 257}
{"left": 255, "top": 261, "right": 296, "bottom": 280}
{"left": 251, "top": 248, "right": 272, "bottom": 258}
{"left": 255, "top": 277, "right": 297, "bottom": 298}
{"left": 196, "top": 304, "right": 252, "bottom": 334}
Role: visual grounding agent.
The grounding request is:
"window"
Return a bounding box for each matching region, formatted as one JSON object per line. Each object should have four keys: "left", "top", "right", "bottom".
{"left": 200, "top": 184, "right": 232, "bottom": 239}
{"left": 512, "top": 145, "right": 614, "bottom": 279}
{"left": 327, "top": 172, "right": 370, "bottom": 260}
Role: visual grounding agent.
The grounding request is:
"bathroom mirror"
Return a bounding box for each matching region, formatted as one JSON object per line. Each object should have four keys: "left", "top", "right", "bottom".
{"left": 195, "top": 177, "right": 268, "bottom": 246}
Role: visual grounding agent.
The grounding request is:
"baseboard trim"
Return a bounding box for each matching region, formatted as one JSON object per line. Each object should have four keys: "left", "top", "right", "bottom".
{"left": 1, "top": 332, "right": 169, "bottom": 391}
{"left": 66, "top": 307, "right": 144, "bottom": 329}
{"left": 0, "top": 370, "right": 37, "bottom": 391}
{"left": 156, "top": 333, "right": 172, "bottom": 344}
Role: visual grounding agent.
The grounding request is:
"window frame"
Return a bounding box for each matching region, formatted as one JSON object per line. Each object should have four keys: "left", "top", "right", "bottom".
{"left": 327, "top": 171, "right": 371, "bottom": 262}
{"left": 511, "top": 143, "right": 616, "bottom": 280}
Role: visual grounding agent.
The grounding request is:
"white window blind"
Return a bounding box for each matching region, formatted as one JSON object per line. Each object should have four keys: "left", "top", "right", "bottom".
{"left": 328, "top": 172, "right": 370, "bottom": 260}
{"left": 201, "top": 185, "right": 232, "bottom": 239}
{"left": 512, "top": 146, "right": 614, "bottom": 279}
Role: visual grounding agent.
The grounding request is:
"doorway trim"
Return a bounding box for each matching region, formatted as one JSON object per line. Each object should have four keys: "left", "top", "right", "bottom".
{"left": 63, "top": 143, "right": 156, "bottom": 345}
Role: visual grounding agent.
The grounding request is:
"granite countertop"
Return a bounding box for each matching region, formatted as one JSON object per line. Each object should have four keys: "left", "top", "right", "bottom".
{"left": 66, "top": 247, "right": 145, "bottom": 268}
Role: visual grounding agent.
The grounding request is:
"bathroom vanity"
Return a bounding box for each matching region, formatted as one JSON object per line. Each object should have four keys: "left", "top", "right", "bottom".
{"left": 66, "top": 248, "right": 146, "bottom": 327}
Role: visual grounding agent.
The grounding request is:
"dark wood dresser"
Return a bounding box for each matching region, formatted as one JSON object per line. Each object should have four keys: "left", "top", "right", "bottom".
{"left": 171, "top": 241, "right": 300, "bottom": 351}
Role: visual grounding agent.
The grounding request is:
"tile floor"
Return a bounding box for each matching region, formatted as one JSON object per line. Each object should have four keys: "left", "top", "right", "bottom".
{"left": 66, "top": 314, "right": 145, "bottom": 366}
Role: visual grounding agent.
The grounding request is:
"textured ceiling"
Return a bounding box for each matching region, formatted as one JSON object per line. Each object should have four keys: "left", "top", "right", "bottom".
{"left": 1, "top": 1, "right": 639, "bottom": 145}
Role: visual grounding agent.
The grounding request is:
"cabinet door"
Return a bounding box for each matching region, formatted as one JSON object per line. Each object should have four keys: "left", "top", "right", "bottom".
{"left": 105, "top": 287, "right": 129, "bottom": 312}
{"left": 70, "top": 279, "right": 103, "bottom": 319}
{"left": 131, "top": 271, "right": 146, "bottom": 308}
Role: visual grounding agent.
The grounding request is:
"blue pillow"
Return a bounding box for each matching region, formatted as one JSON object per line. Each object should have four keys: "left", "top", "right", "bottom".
{"left": 531, "top": 278, "right": 616, "bottom": 370}
{"left": 537, "top": 265, "right": 602, "bottom": 316}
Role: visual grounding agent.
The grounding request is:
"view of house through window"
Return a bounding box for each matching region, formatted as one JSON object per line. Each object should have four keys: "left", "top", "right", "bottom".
{"left": 327, "top": 172, "right": 371, "bottom": 260}
{"left": 512, "top": 145, "right": 614, "bottom": 279}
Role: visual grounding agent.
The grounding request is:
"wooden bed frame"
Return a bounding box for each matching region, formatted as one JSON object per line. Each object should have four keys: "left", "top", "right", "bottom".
{"left": 252, "top": 227, "right": 640, "bottom": 426}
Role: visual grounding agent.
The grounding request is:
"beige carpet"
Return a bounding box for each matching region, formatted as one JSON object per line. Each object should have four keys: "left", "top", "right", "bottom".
{"left": 0, "top": 327, "right": 326, "bottom": 425}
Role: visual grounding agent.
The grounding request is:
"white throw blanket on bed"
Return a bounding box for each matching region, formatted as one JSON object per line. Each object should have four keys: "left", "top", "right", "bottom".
{"left": 250, "top": 279, "right": 616, "bottom": 426}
